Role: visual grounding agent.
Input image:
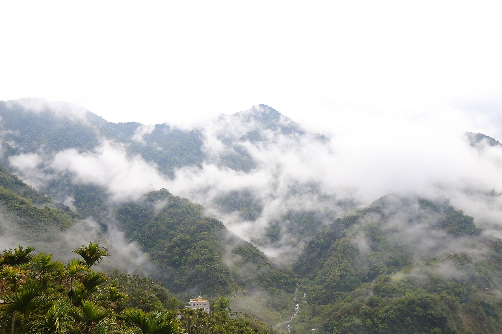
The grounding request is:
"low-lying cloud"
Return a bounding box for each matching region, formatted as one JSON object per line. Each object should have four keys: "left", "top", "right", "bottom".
{"left": 51, "top": 142, "right": 169, "bottom": 202}
{"left": 0, "top": 210, "right": 153, "bottom": 276}
{"left": 8, "top": 141, "right": 170, "bottom": 202}
{"left": 160, "top": 105, "right": 502, "bottom": 259}
{"left": 5, "top": 98, "right": 89, "bottom": 122}
{"left": 4, "top": 101, "right": 502, "bottom": 263}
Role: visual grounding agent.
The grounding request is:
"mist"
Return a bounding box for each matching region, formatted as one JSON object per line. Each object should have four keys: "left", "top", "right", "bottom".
{"left": 0, "top": 208, "right": 153, "bottom": 276}
{"left": 3, "top": 100, "right": 502, "bottom": 264}
{"left": 161, "top": 105, "right": 502, "bottom": 260}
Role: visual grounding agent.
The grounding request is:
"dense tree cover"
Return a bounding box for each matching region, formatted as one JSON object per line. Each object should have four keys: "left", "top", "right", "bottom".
{"left": 215, "top": 190, "right": 264, "bottom": 221}
{"left": 0, "top": 163, "right": 293, "bottom": 329}
{"left": 0, "top": 101, "right": 319, "bottom": 179}
{"left": 116, "top": 189, "right": 235, "bottom": 295}
{"left": 218, "top": 145, "right": 257, "bottom": 172}
{"left": 43, "top": 182, "right": 110, "bottom": 221}
{"left": 0, "top": 244, "right": 276, "bottom": 334}
{"left": 115, "top": 189, "right": 294, "bottom": 300}
{"left": 0, "top": 102, "right": 206, "bottom": 178}
{"left": 107, "top": 273, "right": 184, "bottom": 312}
{"left": 127, "top": 125, "right": 205, "bottom": 177}
{"left": 288, "top": 197, "right": 502, "bottom": 333}
{"left": 0, "top": 186, "right": 75, "bottom": 232}
{"left": 0, "top": 102, "right": 100, "bottom": 154}
{"left": 3, "top": 102, "right": 502, "bottom": 332}
{"left": 0, "top": 166, "right": 50, "bottom": 205}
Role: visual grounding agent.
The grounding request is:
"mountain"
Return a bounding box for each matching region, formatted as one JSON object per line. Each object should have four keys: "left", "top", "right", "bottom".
{"left": 2, "top": 98, "right": 502, "bottom": 332}
{"left": 0, "top": 99, "right": 301, "bottom": 328}
{"left": 466, "top": 132, "right": 502, "bottom": 148}
{"left": 0, "top": 99, "right": 204, "bottom": 177}
{"left": 0, "top": 99, "right": 343, "bottom": 257}
{"left": 0, "top": 164, "right": 78, "bottom": 245}
{"left": 291, "top": 195, "right": 502, "bottom": 333}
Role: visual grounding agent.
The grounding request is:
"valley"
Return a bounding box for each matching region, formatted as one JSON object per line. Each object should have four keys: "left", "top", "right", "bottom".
{"left": 1, "top": 99, "right": 502, "bottom": 333}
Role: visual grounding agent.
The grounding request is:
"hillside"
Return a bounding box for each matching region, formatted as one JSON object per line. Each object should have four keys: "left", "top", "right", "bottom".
{"left": 0, "top": 99, "right": 346, "bottom": 258}
{"left": 0, "top": 154, "right": 295, "bottom": 329}
{"left": 1, "top": 98, "right": 502, "bottom": 332}
{"left": 0, "top": 243, "right": 276, "bottom": 333}
{"left": 290, "top": 196, "right": 502, "bottom": 333}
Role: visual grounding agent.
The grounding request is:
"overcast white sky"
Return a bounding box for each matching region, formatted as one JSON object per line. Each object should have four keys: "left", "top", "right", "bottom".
{"left": 1, "top": 0, "right": 501, "bottom": 132}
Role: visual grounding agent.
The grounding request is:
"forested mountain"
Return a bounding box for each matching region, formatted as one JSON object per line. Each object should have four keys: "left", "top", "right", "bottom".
{"left": 0, "top": 243, "right": 275, "bottom": 333}
{"left": 1, "top": 98, "right": 502, "bottom": 333}
{"left": 0, "top": 99, "right": 346, "bottom": 259}
{"left": 292, "top": 196, "right": 502, "bottom": 333}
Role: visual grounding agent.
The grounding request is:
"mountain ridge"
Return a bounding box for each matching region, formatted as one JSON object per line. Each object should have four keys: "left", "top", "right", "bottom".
{"left": 1, "top": 98, "right": 502, "bottom": 332}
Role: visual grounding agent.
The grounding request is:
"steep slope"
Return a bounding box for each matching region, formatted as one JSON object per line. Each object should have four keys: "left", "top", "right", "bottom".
{"left": 114, "top": 188, "right": 296, "bottom": 326}
{"left": 290, "top": 195, "right": 502, "bottom": 333}
{"left": 0, "top": 98, "right": 299, "bottom": 327}
{"left": 3, "top": 98, "right": 502, "bottom": 332}
{"left": 0, "top": 99, "right": 344, "bottom": 257}
{"left": 0, "top": 243, "right": 276, "bottom": 334}
{"left": 0, "top": 164, "right": 78, "bottom": 247}
{"left": 0, "top": 99, "right": 205, "bottom": 177}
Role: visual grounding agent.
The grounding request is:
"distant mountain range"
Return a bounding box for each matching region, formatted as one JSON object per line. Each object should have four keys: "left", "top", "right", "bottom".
{"left": 1, "top": 98, "right": 502, "bottom": 333}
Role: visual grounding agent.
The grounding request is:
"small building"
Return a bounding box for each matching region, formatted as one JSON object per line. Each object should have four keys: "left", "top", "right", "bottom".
{"left": 187, "top": 296, "right": 210, "bottom": 313}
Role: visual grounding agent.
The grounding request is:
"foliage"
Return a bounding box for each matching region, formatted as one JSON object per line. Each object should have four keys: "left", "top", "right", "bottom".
{"left": 288, "top": 197, "right": 502, "bottom": 333}
{"left": 115, "top": 189, "right": 285, "bottom": 297}
{"left": 0, "top": 166, "right": 50, "bottom": 205}
{"left": 108, "top": 272, "right": 183, "bottom": 312}
{"left": 0, "top": 187, "right": 74, "bottom": 231}
{"left": 0, "top": 244, "right": 276, "bottom": 334}
{"left": 73, "top": 243, "right": 109, "bottom": 268}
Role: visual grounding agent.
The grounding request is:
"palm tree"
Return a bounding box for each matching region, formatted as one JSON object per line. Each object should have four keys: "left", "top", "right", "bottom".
{"left": 29, "top": 252, "right": 65, "bottom": 288}
{"left": 69, "top": 300, "right": 109, "bottom": 333}
{"left": 2, "top": 279, "right": 47, "bottom": 334}
{"left": 73, "top": 243, "right": 109, "bottom": 268}
{"left": 1, "top": 245, "right": 35, "bottom": 266}
{"left": 66, "top": 259, "right": 88, "bottom": 305}
{"left": 122, "top": 308, "right": 183, "bottom": 334}
{"left": 29, "top": 299, "right": 73, "bottom": 334}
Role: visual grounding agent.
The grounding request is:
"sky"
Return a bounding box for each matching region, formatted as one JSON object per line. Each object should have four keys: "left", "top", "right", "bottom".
{"left": 1, "top": 0, "right": 502, "bottom": 132}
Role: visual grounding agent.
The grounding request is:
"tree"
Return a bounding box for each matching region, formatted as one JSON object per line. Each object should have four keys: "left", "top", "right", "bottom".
{"left": 211, "top": 297, "right": 230, "bottom": 313}
{"left": 73, "top": 243, "right": 109, "bottom": 268}
{"left": 1, "top": 246, "right": 35, "bottom": 266}
{"left": 122, "top": 308, "right": 183, "bottom": 334}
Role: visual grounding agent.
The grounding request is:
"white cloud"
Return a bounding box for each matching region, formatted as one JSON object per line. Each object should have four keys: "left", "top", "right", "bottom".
{"left": 5, "top": 98, "right": 89, "bottom": 122}
{"left": 8, "top": 152, "right": 48, "bottom": 189}
{"left": 155, "top": 103, "right": 502, "bottom": 259}
{"left": 132, "top": 124, "right": 155, "bottom": 144}
{"left": 9, "top": 152, "right": 41, "bottom": 170}
{"left": 51, "top": 141, "right": 169, "bottom": 201}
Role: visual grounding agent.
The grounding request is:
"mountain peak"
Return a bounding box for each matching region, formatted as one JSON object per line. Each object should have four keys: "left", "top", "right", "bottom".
{"left": 466, "top": 132, "right": 502, "bottom": 148}
{"left": 234, "top": 104, "right": 285, "bottom": 125}
{"left": 254, "top": 104, "right": 280, "bottom": 114}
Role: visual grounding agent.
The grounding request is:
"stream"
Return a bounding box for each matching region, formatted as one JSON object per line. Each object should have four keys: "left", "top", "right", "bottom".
{"left": 285, "top": 285, "right": 302, "bottom": 332}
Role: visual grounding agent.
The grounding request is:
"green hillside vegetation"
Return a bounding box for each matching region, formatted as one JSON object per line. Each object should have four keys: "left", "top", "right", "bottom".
{"left": 0, "top": 166, "right": 50, "bottom": 205}
{"left": 0, "top": 166, "right": 77, "bottom": 240}
{"left": 0, "top": 164, "right": 294, "bottom": 329}
{"left": 0, "top": 187, "right": 74, "bottom": 231}
{"left": 0, "top": 102, "right": 206, "bottom": 177}
{"left": 115, "top": 189, "right": 296, "bottom": 300}
{"left": 126, "top": 125, "right": 204, "bottom": 177}
{"left": 2, "top": 101, "right": 502, "bottom": 332}
{"left": 289, "top": 197, "right": 502, "bottom": 333}
{"left": 0, "top": 243, "right": 276, "bottom": 334}
{"left": 0, "top": 102, "right": 100, "bottom": 153}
